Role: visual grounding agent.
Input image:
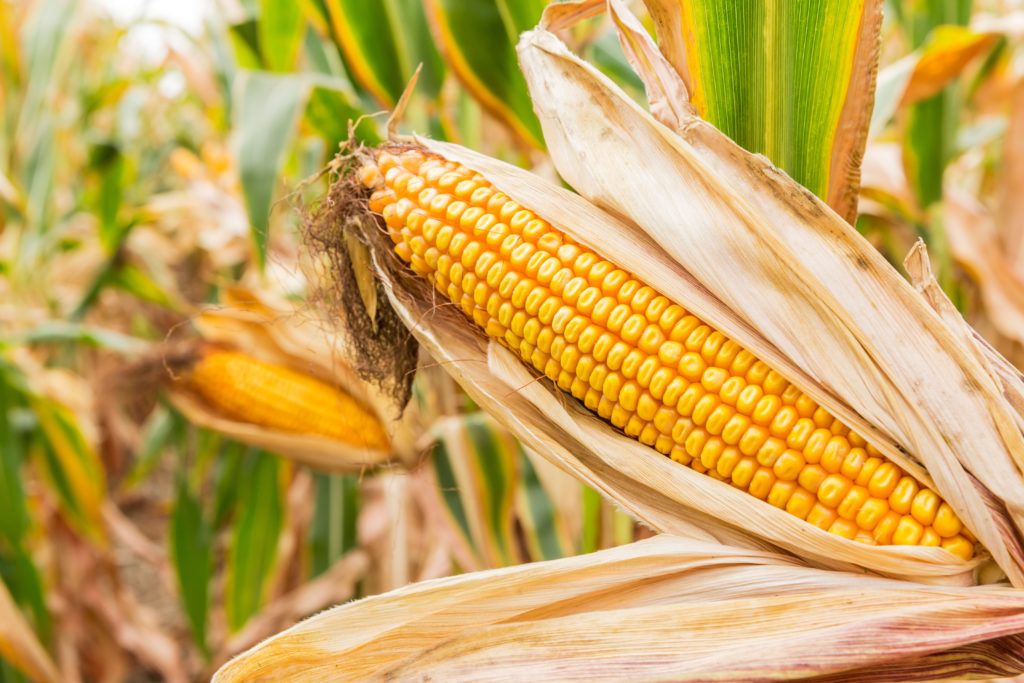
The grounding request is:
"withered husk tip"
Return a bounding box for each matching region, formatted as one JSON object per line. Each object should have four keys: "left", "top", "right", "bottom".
{"left": 300, "top": 141, "right": 420, "bottom": 420}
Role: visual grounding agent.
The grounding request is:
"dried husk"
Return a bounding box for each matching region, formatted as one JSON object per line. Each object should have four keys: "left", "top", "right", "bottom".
{"left": 168, "top": 288, "right": 420, "bottom": 471}
{"left": 213, "top": 534, "right": 1024, "bottom": 682}
{"left": 512, "top": 9, "right": 1024, "bottom": 585}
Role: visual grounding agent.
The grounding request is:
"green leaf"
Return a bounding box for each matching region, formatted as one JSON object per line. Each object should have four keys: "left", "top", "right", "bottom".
{"left": 260, "top": 0, "right": 305, "bottom": 72}
{"left": 322, "top": 0, "right": 443, "bottom": 106}
{"left": 306, "top": 86, "right": 379, "bottom": 149}
{"left": 580, "top": 484, "right": 603, "bottom": 555}
{"left": 108, "top": 262, "right": 178, "bottom": 310}
{"left": 0, "top": 384, "right": 29, "bottom": 548}
{"left": 170, "top": 477, "right": 212, "bottom": 657}
{"left": 234, "top": 70, "right": 309, "bottom": 268}
{"left": 586, "top": 30, "right": 646, "bottom": 99}
{"left": 425, "top": 0, "right": 545, "bottom": 147}
{"left": 125, "top": 406, "right": 179, "bottom": 487}
{"left": 309, "top": 473, "right": 360, "bottom": 577}
{"left": 90, "top": 142, "right": 125, "bottom": 252}
{"left": 516, "top": 452, "right": 566, "bottom": 561}
{"left": 430, "top": 413, "right": 518, "bottom": 568}
{"left": 29, "top": 398, "right": 106, "bottom": 543}
{"left": 213, "top": 440, "right": 246, "bottom": 528}
{"left": 900, "top": 1, "right": 974, "bottom": 209}
{"left": 0, "top": 547, "right": 49, "bottom": 645}
{"left": 644, "top": 0, "right": 883, "bottom": 221}
{"left": 12, "top": 321, "right": 148, "bottom": 353}
{"left": 226, "top": 450, "right": 283, "bottom": 632}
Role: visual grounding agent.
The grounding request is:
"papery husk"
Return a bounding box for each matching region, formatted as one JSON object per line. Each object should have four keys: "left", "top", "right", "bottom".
{"left": 213, "top": 534, "right": 1024, "bottom": 682}
{"left": 511, "top": 10, "right": 1024, "bottom": 585}
{"left": 167, "top": 288, "right": 420, "bottom": 471}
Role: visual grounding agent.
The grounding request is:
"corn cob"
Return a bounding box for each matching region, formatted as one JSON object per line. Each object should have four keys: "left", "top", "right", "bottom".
{"left": 187, "top": 348, "right": 390, "bottom": 451}
{"left": 360, "top": 148, "right": 973, "bottom": 559}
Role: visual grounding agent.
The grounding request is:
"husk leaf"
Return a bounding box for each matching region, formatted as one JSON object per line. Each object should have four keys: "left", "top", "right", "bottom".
{"left": 514, "top": 21, "right": 1024, "bottom": 585}
{"left": 213, "top": 534, "right": 1024, "bottom": 682}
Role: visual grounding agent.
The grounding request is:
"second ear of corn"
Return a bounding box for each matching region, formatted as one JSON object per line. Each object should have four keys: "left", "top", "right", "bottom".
{"left": 360, "top": 147, "right": 974, "bottom": 560}
{"left": 187, "top": 348, "right": 390, "bottom": 451}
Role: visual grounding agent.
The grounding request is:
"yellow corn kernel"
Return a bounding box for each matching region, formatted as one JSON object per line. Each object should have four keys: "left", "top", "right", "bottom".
{"left": 807, "top": 504, "right": 838, "bottom": 531}
{"left": 933, "top": 503, "right": 963, "bottom": 538}
{"left": 910, "top": 489, "right": 940, "bottom": 527}
{"left": 828, "top": 518, "right": 859, "bottom": 540}
{"left": 855, "top": 498, "right": 889, "bottom": 532}
{"left": 836, "top": 485, "right": 870, "bottom": 521}
{"left": 892, "top": 516, "right": 924, "bottom": 545}
{"left": 941, "top": 536, "right": 975, "bottom": 561}
{"left": 767, "top": 480, "right": 798, "bottom": 509}
{"left": 873, "top": 511, "right": 902, "bottom": 545}
{"left": 748, "top": 467, "right": 776, "bottom": 500}
{"left": 786, "top": 489, "right": 816, "bottom": 520}
{"left": 888, "top": 476, "right": 919, "bottom": 515}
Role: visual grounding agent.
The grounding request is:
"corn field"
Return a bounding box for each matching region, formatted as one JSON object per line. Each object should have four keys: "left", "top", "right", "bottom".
{"left": 4, "top": 0, "right": 1024, "bottom": 680}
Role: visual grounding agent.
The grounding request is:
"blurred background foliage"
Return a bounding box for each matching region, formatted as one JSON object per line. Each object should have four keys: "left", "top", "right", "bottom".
{"left": 0, "top": 0, "right": 1022, "bottom": 680}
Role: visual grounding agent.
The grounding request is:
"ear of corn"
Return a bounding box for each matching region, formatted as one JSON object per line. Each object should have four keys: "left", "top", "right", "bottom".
{"left": 187, "top": 348, "right": 390, "bottom": 451}
{"left": 360, "top": 147, "right": 973, "bottom": 560}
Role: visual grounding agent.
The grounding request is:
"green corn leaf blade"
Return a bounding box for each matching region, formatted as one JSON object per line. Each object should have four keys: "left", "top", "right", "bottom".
{"left": 11, "top": 321, "right": 148, "bottom": 353}
{"left": 309, "top": 473, "right": 360, "bottom": 577}
{"left": 425, "top": 0, "right": 545, "bottom": 148}
{"left": 226, "top": 450, "right": 284, "bottom": 632}
{"left": 234, "top": 70, "right": 309, "bottom": 268}
{"left": 0, "top": 548, "right": 49, "bottom": 644}
{"left": 580, "top": 484, "right": 603, "bottom": 555}
{"left": 297, "top": 0, "right": 331, "bottom": 37}
{"left": 108, "top": 262, "right": 179, "bottom": 311}
{"left": 322, "top": 0, "right": 443, "bottom": 107}
{"left": 306, "top": 85, "right": 380, "bottom": 149}
{"left": 0, "top": 657, "right": 27, "bottom": 683}
{"left": 0, "top": 382, "right": 29, "bottom": 548}
{"left": 0, "top": 552, "right": 53, "bottom": 681}
{"left": 393, "top": 0, "right": 445, "bottom": 100}
{"left": 28, "top": 398, "right": 106, "bottom": 544}
{"left": 302, "top": 26, "right": 350, "bottom": 79}
{"left": 170, "top": 476, "right": 212, "bottom": 657}
{"left": 585, "top": 29, "right": 646, "bottom": 100}
{"left": 431, "top": 433, "right": 472, "bottom": 547}
{"left": 213, "top": 440, "right": 246, "bottom": 529}
{"left": 431, "top": 413, "right": 519, "bottom": 568}
{"left": 900, "top": 1, "right": 975, "bottom": 210}
{"left": 643, "top": 0, "right": 883, "bottom": 222}
{"left": 228, "top": 19, "right": 262, "bottom": 70}
{"left": 125, "top": 406, "right": 179, "bottom": 487}
{"left": 515, "top": 452, "right": 570, "bottom": 561}
{"left": 17, "top": 0, "right": 75, "bottom": 160}
{"left": 87, "top": 141, "right": 125, "bottom": 252}
{"left": 322, "top": 0, "right": 404, "bottom": 105}
{"left": 259, "top": 0, "right": 305, "bottom": 72}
